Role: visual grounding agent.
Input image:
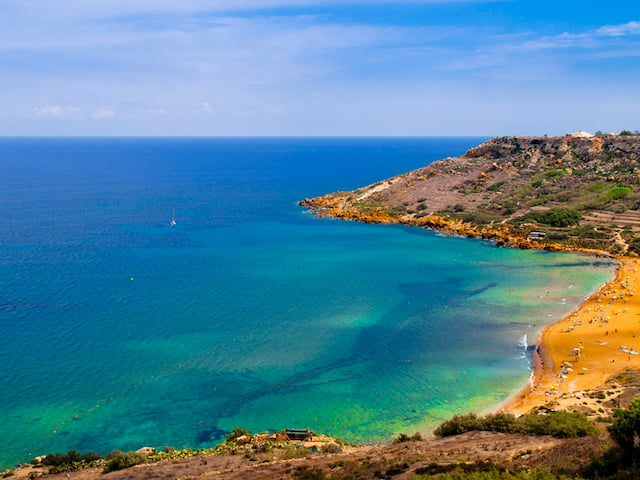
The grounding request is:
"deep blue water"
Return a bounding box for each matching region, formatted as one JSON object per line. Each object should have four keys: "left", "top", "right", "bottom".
{"left": 0, "top": 137, "right": 615, "bottom": 467}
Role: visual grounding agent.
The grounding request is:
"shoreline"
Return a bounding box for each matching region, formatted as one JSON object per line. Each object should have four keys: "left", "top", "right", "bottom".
{"left": 301, "top": 199, "right": 639, "bottom": 418}
{"left": 501, "top": 256, "right": 640, "bottom": 416}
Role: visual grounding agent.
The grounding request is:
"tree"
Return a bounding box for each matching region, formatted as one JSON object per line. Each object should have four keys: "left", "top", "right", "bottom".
{"left": 609, "top": 398, "right": 640, "bottom": 467}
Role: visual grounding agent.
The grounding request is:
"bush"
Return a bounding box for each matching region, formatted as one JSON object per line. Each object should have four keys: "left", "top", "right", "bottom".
{"left": 523, "top": 208, "right": 582, "bottom": 227}
{"left": 486, "top": 181, "right": 506, "bottom": 192}
{"left": 433, "top": 410, "right": 597, "bottom": 439}
{"left": 547, "top": 410, "right": 599, "bottom": 438}
{"left": 516, "top": 412, "right": 550, "bottom": 435}
{"left": 481, "top": 413, "right": 517, "bottom": 433}
{"left": 225, "top": 427, "right": 250, "bottom": 442}
{"left": 460, "top": 212, "right": 501, "bottom": 225}
{"left": 606, "top": 185, "right": 633, "bottom": 201}
{"left": 413, "top": 468, "right": 576, "bottom": 479}
{"left": 609, "top": 397, "right": 640, "bottom": 464}
{"left": 274, "top": 445, "right": 312, "bottom": 460}
{"left": 392, "top": 432, "right": 423, "bottom": 443}
{"left": 433, "top": 414, "right": 482, "bottom": 437}
{"left": 628, "top": 237, "right": 640, "bottom": 255}
{"left": 103, "top": 451, "right": 147, "bottom": 473}
{"left": 40, "top": 450, "right": 102, "bottom": 467}
{"left": 319, "top": 443, "right": 340, "bottom": 454}
{"left": 291, "top": 466, "right": 326, "bottom": 480}
{"left": 37, "top": 450, "right": 103, "bottom": 473}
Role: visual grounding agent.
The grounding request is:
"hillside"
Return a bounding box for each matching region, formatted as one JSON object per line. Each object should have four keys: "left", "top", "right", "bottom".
{"left": 1, "top": 430, "right": 621, "bottom": 480}
{"left": 301, "top": 133, "right": 640, "bottom": 254}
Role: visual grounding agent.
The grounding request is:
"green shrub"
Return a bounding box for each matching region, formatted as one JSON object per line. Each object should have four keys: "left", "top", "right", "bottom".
{"left": 319, "top": 443, "right": 340, "bottom": 453}
{"left": 480, "top": 413, "right": 517, "bottom": 433}
{"left": 515, "top": 410, "right": 598, "bottom": 438}
{"left": 547, "top": 410, "right": 599, "bottom": 438}
{"left": 606, "top": 185, "right": 633, "bottom": 201}
{"left": 609, "top": 397, "right": 640, "bottom": 463}
{"left": 274, "top": 445, "right": 312, "bottom": 460}
{"left": 103, "top": 451, "right": 147, "bottom": 473}
{"left": 516, "top": 412, "right": 550, "bottom": 435}
{"left": 291, "top": 466, "right": 326, "bottom": 480}
{"left": 433, "top": 414, "right": 482, "bottom": 437}
{"left": 628, "top": 238, "right": 640, "bottom": 255}
{"left": 486, "top": 181, "right": 506, "bottom": 192}
{"left": 37, "top": 449, "right": 103, "bottom": 473}
{"left": 225, "top": 427, "right": 250, "bottom": 442}
{"left": 392, "top": 432, "right": 423, "bottom": 443}
{"left": 460, "top": 212, "right": 500, "bottom": 225}
{"left": 434, "top": 410, "right": 597, "bottom": 439}
{"left": 523, "top": 208, "right": 582, "bottom": 227}
{"left": 40, "top": 450, "right": 102, "bottom": 467}
{"left": 412, "top": 468, "right": 577, "bottom": 479}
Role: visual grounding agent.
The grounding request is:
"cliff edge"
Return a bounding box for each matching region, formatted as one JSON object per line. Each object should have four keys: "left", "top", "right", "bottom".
{"left": 301, "top": 133, "right": 640, "bottom": 254}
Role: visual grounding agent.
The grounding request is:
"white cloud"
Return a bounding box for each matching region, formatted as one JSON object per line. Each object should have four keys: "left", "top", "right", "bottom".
{"left": 0, "top": 2, "right": 635, "bottom": 136}
{"left": 91, "top": 106, "right": 116, "bottom": 119}
{"left": 148, "top": 107, "right": 167, "bottom": 115}
{"left": 596, "top": 21, "right": 640, "bottom": 38}
{"left": 522, "top": 21, "right": 640, "bottom": 51}
{"left": 32, "top": 104, "right": 81, "bottom": 118}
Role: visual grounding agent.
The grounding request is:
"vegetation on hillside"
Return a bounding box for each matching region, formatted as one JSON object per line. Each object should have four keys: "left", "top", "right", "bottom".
{"left": 301, "top": 134, "right": 640, "bottom": 254}
{"left": 433, "top": 410, "right": 598, "bottom": 439}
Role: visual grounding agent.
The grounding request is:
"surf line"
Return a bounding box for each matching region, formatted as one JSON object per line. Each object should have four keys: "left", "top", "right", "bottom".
{"left": 23, "top": 296, "right": 317, "bottom": 462}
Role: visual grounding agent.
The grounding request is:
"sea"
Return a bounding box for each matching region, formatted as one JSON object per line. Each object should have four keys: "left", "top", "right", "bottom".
{"left": 0, "top": 137, "right": 616, "bottom": 468}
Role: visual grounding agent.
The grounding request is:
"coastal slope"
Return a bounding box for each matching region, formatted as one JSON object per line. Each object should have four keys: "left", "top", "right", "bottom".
{"left": 301, "top": 133, "right": 640, "bottom": 253}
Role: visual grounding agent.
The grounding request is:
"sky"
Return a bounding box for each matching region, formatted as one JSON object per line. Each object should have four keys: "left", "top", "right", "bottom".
{"left": 1, "top": 0, "right": 639, "bottom": 136}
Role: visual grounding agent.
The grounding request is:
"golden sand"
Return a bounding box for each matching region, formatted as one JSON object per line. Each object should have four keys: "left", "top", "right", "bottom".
{"left": 504, "top": 256, "right": 640, "bottom": 415}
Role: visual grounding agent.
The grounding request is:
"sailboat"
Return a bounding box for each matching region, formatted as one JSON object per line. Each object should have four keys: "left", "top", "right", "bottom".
{"left": 170, "top": 209, "right": 177, "bottom": 227}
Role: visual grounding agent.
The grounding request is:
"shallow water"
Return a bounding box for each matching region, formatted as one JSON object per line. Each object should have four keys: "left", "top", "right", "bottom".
{"left": 0, "top": 138, "right": 615, "bottom": 467}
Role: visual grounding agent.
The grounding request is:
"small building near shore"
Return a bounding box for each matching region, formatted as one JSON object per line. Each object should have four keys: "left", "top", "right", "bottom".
{"left": 285, "top": 428, "right": 313, "bottom": 441}
{"left": 528, "top": 231, "right": 547, "bottom": 240}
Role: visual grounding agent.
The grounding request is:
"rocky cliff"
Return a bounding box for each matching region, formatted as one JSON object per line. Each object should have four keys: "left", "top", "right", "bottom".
{"left": 301, "top": 133, "right": 640, "bottom": 254}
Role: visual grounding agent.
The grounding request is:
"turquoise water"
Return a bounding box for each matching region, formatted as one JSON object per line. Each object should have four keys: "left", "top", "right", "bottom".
{"left": 0, "top": 138, "right": 615, "bottom": 467}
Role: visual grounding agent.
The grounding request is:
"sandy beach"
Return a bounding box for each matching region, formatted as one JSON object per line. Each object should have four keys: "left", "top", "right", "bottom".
{"left": 504, "top": 256, "right": 640, "bottom": 415}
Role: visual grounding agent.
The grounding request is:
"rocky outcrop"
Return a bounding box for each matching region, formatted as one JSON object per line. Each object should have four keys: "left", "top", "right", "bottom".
{"left": 301, "top": 134, "right": 640, "bottom": 255}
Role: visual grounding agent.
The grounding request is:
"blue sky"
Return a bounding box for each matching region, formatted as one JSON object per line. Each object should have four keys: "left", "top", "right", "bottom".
{"left": 1, "top": 0, "right": 639, "bottom": 136}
